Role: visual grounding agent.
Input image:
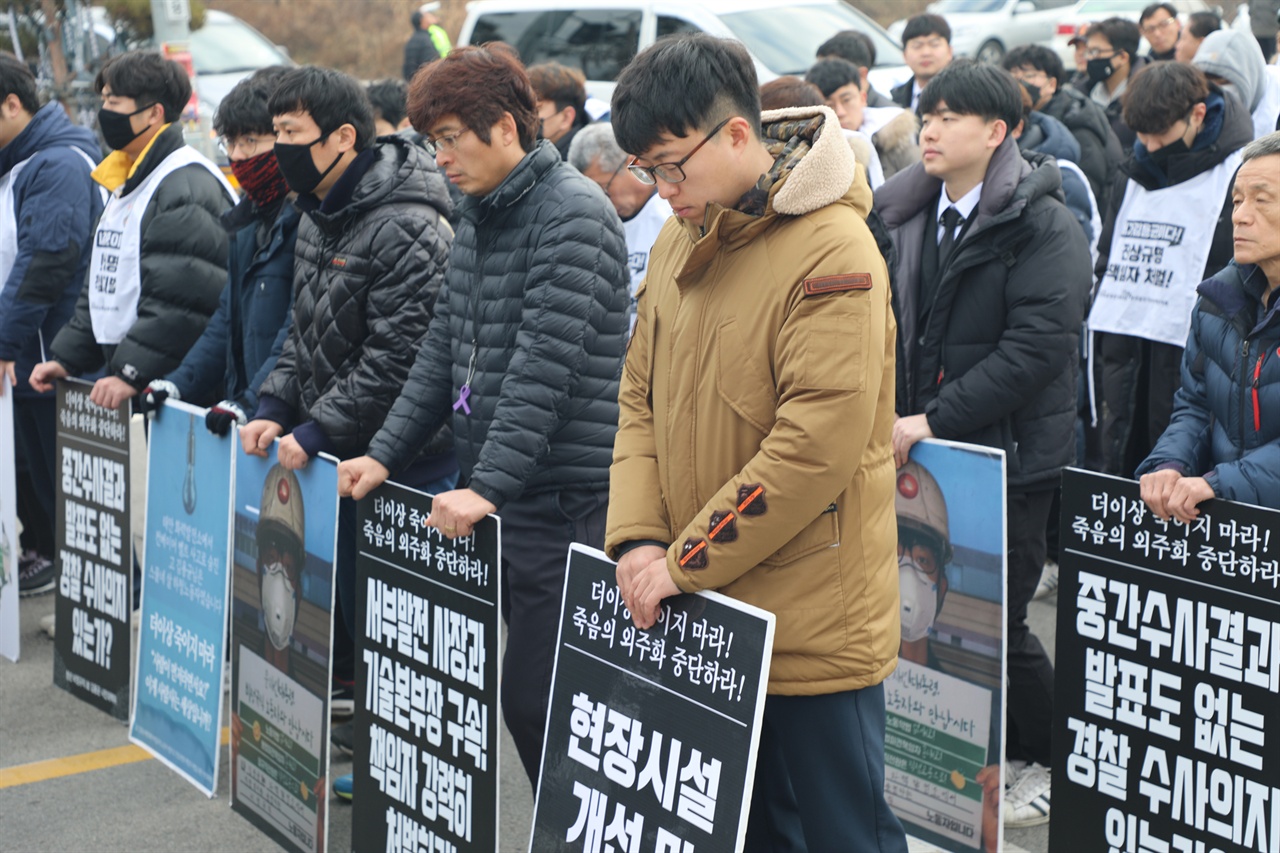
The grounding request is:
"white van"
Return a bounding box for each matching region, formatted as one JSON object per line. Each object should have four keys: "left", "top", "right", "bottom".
{"left": 458, "top": 0, "right": 912, "bottom": 103}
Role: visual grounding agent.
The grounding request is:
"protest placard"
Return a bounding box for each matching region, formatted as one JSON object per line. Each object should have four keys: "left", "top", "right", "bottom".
{"left": 130, "top": 400, "right": 234, "bottom": 796}
{"left": 1051, "top": 468, "right": 1280, "bottom": 853}
{"left": 0, "top": 375, "right": 18, "bottom": 661}
{"left": 53, "top": 377, "right": 132, "bottom": 719}
{"left": 531, "top": 544, "right": 774, "bottom": 853}
{"left": 352, "top": 481, "right": 501, "bottom": 852}
{"left": 884, "top": 439, "right": 1007, "bottom": 853}
{"left": 229, "top": 445, "right": 339, "bottom": 853}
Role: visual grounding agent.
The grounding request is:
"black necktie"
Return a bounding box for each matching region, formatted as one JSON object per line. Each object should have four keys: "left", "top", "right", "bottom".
{"left": 939, "top": 206, "right": 963, "bottom": 270}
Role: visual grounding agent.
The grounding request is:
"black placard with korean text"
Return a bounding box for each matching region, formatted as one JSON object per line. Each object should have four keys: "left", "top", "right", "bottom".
{"left": 53, "top": 378, "right": 132, "bottom": 719}
{"left": 1051, "top": 469, "right": 1280, "bottom": 853}
{"left": 353, "top": 481, "right": 501, "bottom": 853}
{"left": 531, "top": 544, "right": 775, "bottom": 853}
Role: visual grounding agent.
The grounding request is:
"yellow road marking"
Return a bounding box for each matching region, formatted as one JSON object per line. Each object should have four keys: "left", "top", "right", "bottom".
{"left": 0, "top": 727, "right": 230, "bottom": 790}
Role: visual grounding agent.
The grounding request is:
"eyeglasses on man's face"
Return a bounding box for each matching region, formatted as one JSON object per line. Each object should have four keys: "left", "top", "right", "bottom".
{"left": 217, "top": 134, "right": 272, "bottom": 158}
{"left": 424, "top": 126, "right": 473, "bottom": 157}
{"left": 627, "top": 117, "right": 732, "bottom": 186}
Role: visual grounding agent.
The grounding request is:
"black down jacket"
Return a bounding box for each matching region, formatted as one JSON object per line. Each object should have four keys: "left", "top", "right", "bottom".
{"left": 874, "top": 137, "right": 1093, "bottom": 489}
{"left": 256, "top": 136, "right": 452, "bottom": 458}
{"left": 50, "top": 123, "right": 233, "bottom": 387}
{"left": 1039, "top": 86, "right": 1124, "bottom": 210}
{"left": 367, "top": 140, "right": 629, "bottom": 509}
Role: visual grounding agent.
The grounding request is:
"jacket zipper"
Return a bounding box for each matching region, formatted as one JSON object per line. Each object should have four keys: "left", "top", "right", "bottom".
{"left": 1240, "top": 339, "right": 1251, "bottom": 442}
{"left": 1252, "top": 350, "right": 1264, "bottom": 432}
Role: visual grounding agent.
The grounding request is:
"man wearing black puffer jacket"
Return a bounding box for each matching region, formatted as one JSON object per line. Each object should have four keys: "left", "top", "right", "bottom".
{"left": 877, "top": 61, "right": 1093, "bottom": 828}
{"left": 337, "top": 44, "right": 629, "bottom": 789}
{"left": 30, "top": 51, "right": 234, "bottom": 409}
{"left": 238, "top": 69, "right": 457, "bottom": 781}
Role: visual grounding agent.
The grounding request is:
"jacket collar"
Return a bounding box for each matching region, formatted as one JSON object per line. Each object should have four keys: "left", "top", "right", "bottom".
{"left": 874, "top": 136, "right": 1044, "bottom": 235}
{"left": 92, "top": 122, "right": 185, "bottom": 195}
{"left": 460, "top": 140, "right": 560, "bottom": 223}
{"left": 672, "top": 106, "right": 864, "bottom": 284}
{"left": 1198, "top": 262, "right": 1280, "bottom": 337}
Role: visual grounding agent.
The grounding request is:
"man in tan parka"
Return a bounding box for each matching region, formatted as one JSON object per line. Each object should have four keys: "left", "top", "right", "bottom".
{"left": 607, "top": 34, "right": 908, "bottom": 853}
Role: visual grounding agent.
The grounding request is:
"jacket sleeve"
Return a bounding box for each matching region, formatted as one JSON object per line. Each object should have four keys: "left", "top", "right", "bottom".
{"left": 925, "top": 202, "right": 1092, "bottom": 440}
{"left": 604, "top": 277, "right": 671, "bottom": 557}
{"left": 1136, "top": 304, "right": 1213, "bottom": 478}
{"left": 307, "top": 211, "right": 450, "bottom": 457}
{"left": 164, "top": 270, "right": 232, "bottom": 402}
{"left": 0, "top": 152, "right": 98, "bottom": 363}
{"left": 240, "top": 301, "right": 293, "bottom": 412}
{"left": 49, "top": 275, "right": 105, "bottom": 376}
{"left": 465, "top": 194, "right": 628, "bottom": 508}
{"left": 366, "top": 279, "right": 455, "bottom": 473}
{"left": 1209, "top": 440, "right": 1280, "bottom": 508}
{"left": 664, "top": 229, "right": 893, "bottom": 593}
{"left": 109, "top": 165, "right": 232, "bottom": 388}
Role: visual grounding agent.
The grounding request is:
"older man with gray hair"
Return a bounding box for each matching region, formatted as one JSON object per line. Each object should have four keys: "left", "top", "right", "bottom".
{"left": 569, "top": 123, "right": 671, "bottom": 326}
{"left": 1138, "top": 131, "right": 1280, "bottom": 519}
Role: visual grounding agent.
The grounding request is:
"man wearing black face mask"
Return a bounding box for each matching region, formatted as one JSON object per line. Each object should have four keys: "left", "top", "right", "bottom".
{"left": 143, "top": 67, "right": 299, "bottom": 438}
{"left": 238, "top": 69, "right": 457, "bottom": 792}
{"left": 1073, "top": 18, "right": 1148, "bottom": 152}
{"left": 1089, "top": 62, "right": 1253, "bottom": 479}
{"left": 29, "top": 51, "right": 234, "bottom": 410}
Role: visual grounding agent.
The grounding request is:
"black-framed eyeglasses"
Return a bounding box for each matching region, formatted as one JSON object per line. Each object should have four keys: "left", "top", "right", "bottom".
{"left": 627, "top": 117, "right": 732, "bottom": 186}
{"left": 424, "top": 127, "right": 472, "bottom": 157}
{"left": 217, "top": 134, "right": 272, "bottom": 158}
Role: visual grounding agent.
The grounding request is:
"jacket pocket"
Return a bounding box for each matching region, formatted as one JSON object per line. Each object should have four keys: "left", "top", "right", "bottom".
{"left": 715, "top": 317, "right": 776, "bottom": 435}
{"left": 760, "top": 506, "right": 840, "bottom": 568}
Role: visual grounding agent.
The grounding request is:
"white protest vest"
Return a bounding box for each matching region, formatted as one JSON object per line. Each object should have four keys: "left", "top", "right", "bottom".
{"left": 1254, "top": 67, "right": 1280, "bottom": 142}
{"left": 88, "top": 145, "right": 234, "bottom": 345}
{"left": 1087, "top": 150, "right": 1241, "bottom": 348}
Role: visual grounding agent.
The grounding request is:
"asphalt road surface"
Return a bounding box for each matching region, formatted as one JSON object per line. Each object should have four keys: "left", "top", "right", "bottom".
{"left": 1, "top": 585, "right": 1053, "bottom": 852}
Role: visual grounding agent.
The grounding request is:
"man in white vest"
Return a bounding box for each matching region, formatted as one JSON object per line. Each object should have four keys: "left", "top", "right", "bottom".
{"left": 29, "top": 51, "right": 235, "bottom": 411}
{"left": 567, "top": 122, "right": 672, "bottom": 330}
{"left": 0, "top": 56, "right": 102, "bottom": 597}
{"left": 1090, "top": 62, "right": 1252, "bottom": 477}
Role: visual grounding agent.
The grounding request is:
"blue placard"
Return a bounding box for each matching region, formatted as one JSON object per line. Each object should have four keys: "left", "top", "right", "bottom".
{"left": 130, "top": 399, "right": 235, "bottom": 796}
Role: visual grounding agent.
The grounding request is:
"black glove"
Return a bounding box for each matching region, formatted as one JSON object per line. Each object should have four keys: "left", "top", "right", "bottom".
{"left": 205, "top": 400, "right": 248, "bottom": 437}
{"left": 136, "top": 380, "right": 180, "bottom": 416}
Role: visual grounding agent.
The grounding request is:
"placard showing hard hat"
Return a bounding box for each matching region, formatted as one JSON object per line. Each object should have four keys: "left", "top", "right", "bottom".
{"left": 228, "top": 442, "right": 340, "bottom": 853}
{"left": 884, "top": 438, "right": 1008, "bottom": 853}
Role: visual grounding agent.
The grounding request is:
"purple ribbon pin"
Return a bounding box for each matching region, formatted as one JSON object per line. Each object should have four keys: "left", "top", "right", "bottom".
{"left": 452, "top": 384, "right": 472, "bottom": 415}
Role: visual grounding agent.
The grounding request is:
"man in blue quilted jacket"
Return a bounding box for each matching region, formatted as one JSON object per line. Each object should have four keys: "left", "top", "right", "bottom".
{"left": 337, "top": 43, "right": 629, "bottom": 788}
{"left": 1138, "top": 132, "right": 1280, "bottom": 518}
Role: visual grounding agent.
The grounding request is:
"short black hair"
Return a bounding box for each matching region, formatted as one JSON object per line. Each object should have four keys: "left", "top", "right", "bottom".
{"left": 919, "top": 59, "right": 1022, "bottom": 133}
{"left": 268, "top": 65, "right": 376, "bottom": 151}
{"left": 94, "top": 50, "right": 191, "bottom": 122}
{"left": 902, "top": 14, "right": 951, "bottom": 45}
{"left": 1122, "top": 61, "right": 1208, "bottom": 134}
{"left": 1086, "top": 18, "right": 1142, "bottom": 61}
{"left": 366, "top": 79, "right": 408, "bottom": 128}
{"left": 1139, "top": 2, "right": 1178, "bottom": 25}
{"left": 213, "top": 65, "right": 289, "bottom": 139}
{"left": 410, "top": 10, "right": 423, "bottom": 28}
{"left": 0, "top": 53, "right": 38, "bottom": 114}
{"left": 611, "top": 33, "right": 760, "bottom": 157}
{"left": 1186, "top": 10, "right": 1221, "bottom": 39}
{"left": 805, "top": 57, "right": 861, "bottom": 99}
{"left": 1002, "top": 44, "right": 1067, "bottom": 88}
{"left": 817, "top": 30, "right": 874, "bottom": 69}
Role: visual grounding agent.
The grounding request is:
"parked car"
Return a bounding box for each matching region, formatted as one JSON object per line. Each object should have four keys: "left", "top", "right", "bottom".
{"left": 459, "top": 0, "right": 913, "bottom": 104}
{"left": 890, "top": 0, "right": 1078, "bottom": 65}
{"left": 1048, "top": 0, "right": 1215, "bottom": 64}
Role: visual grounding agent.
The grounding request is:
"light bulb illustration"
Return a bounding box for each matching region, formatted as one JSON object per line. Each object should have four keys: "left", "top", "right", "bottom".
{"left": 182, "top": 414, "right": 197, "bottom": 515}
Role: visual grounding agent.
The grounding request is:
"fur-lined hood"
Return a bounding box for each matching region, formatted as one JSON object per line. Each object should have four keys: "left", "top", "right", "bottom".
{"left": 758, "top": 105, "right": 862, "bottom": 216}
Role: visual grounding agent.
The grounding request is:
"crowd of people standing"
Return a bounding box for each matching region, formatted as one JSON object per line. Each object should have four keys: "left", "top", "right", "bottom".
{"left": 4, "top": 2, "right": 1280, "bottom": 847}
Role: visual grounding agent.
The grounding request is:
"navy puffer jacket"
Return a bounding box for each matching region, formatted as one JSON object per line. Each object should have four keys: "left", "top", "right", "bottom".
{"left": 1137, "top": 263, "right": 1280, "bottom": 508}
{"left": 368, "top": 140, "right": 629, "bottom": 509}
